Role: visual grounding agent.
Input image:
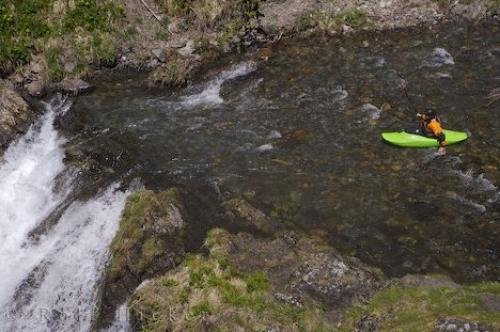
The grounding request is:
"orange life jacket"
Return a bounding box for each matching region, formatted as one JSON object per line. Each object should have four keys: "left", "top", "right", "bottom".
{"left": 427, "top": 119, "right": 443, "bottom": 136}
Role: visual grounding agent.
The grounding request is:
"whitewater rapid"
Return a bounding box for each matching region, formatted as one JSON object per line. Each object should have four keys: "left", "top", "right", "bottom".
{"left": 0, "top": 96, "right": 128, "bottom": 331}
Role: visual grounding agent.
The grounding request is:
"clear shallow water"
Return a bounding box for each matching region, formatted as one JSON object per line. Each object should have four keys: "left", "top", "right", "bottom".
{"left": 64, "top": 22, "right": 498, "bottom": 282}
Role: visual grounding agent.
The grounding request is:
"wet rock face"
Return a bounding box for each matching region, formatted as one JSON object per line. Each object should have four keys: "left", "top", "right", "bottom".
{"left": 0, "top": 81, "right": 35, "bottom": 153}
{"left": 99, "top": 189, "right": 187, "bottom": 327}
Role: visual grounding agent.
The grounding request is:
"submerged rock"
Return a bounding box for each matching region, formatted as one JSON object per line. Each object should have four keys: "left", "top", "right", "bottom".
{"left": 222, "top": 198, "right": 280, "bottom": 234}
{"left": 0, "top": 81, "right": 35, "bottom": 153}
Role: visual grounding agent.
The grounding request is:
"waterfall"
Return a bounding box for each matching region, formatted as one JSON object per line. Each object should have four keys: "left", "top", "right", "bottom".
{"left": 0, "top": 95, "right": 128, "bottom": 331}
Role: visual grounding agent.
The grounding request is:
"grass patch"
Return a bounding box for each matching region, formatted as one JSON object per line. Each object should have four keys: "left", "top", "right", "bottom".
{"left": 298, "top": 8, "right": 367, "bottom": 32}
{"left": 45, "top": 46, "right": 63, "bottom": 81}
{"left": 246, "top": 271, "right": 269, "bottom": 293}
{"left": 0, "top": 0, "right": 53, "bottom": 73}
{"left": 129, "top": 229, "right": 334, "bottom": 331}
{"left": 189, "top": 301, "right": 212, "bottom": 318}
{"left": 63, "top": 0, "right": 124, "bottom": 33}
{"left": 91, "top": 34, "right": 116, "bottom": 67}
{"left": 0, "top": 0, "right": 124, "bottom": 76}
{"left": 339, "top": 281, "right": 500, "bottom": 331}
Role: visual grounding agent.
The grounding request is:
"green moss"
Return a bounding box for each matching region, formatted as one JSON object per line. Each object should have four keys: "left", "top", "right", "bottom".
{"left": 340, "top": 281, "right": 500, "bottom": 331}
{"left": 162, "top": 277, "right": 179, "bottom": 287}
{"left": 155, "top": 29, "right": 169, "bottom": 41}
{"left": 179, "top": 286, "right": 191, "bottom": 304}
{"left": 340, "top": 8, "right": 367, "bottom": 27}
{"left": 156, "top": 0, "right": 192, "bottom": 17}
{"left": 91, "top": 34, "right": 116, "bottom": 67}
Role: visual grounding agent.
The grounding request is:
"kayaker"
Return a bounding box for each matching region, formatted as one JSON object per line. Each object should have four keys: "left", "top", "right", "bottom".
{"left": 416, "top": 108, "right": 446, "bottom": 154}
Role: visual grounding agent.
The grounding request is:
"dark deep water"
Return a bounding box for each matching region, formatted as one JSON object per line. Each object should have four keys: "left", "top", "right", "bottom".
{"left": 62, "top": 21, "right": 500, "bottom": 282}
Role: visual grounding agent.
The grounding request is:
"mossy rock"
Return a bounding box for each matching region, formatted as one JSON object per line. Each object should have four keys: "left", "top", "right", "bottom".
{"left": 339, "top": 276, "right": 500, "bottom": 331}
{"left": 128, "top": 227, "right": 385, "bottom": 331}
{"left": 0, "top": 81, "right": 34, "bottom": 151}
{"left": 205, "top": 228, "right": 383, "bottom": 314}
{"left": 147, "top": 57, "right": 193, "bottom": 88}
{"left": 100, "top": 189, "right": 187, "bottom": 327}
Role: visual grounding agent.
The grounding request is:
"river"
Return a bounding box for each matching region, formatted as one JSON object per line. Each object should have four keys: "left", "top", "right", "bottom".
{"left": 0, "top": 21, "right": 498, "bottom": 331}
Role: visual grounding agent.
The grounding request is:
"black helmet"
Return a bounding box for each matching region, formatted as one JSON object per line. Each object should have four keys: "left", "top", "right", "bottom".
{"left": 424, "top": 108, "right": 436, "bottom": 119}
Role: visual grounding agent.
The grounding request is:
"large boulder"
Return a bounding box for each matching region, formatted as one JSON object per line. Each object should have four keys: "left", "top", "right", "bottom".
{"left": 128, "top": 228, "right": 384, "bottom": 331}
{"left": 0, "top": 81, "right": 35, "bottom": 153}
{"left": 128, "top": 229, "right": 337, "bottom": 332}
{"left": 54, "top": 78, "right": 94, "bottom": 95}
{"left": 208, "top": 229, "right": 384, "bottom": 319}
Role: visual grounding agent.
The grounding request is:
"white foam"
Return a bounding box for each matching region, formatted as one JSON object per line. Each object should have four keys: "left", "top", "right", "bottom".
{"left": 267, "top": 130, "right": 282, "bottom": 139}
{"left": 331, "top": 86, "right": 348, "bottom": 103}
{"left": 256, "top": 143, "right": 274, "bottom": 152}
{"left": 104, "top": 302, "right": 131, "bottom": 332}
{"left": 2, "top": 185, "right": 128, "bottom": 332}
{"left": 360, "top": 103, "right": 381, "bottom": 120}
{"left": 0, "top": 95, "right": 73, "bottom": 311}
{"left": 180, "top": 62, "right": 256, "bottom": 109}
{"left": 423, "top": 47, "right": 455, "bottom": 67}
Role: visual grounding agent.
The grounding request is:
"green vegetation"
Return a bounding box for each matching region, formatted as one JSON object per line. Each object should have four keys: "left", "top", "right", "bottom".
{"left": 339, "top": 281, "right": 500, "bottom": 331}
{"left": 0, "top": 0, "right": 52, "bottom": 72}
{"left": 298, "top": 8, "right": 368, "bottom": 32}
{"left": 45, "top": 46, "right": 64, "bottom": 81}
{"left": 63, "top": 0, "right": 124, "bottom": 33}
{"left": 148, "top": 60, "right": 191, "bottom": 87}
{"left": 0, "top": 0, "right": 123, "bottom": 76}
{"left": 129, "top": 235, "right": 332, "bottom": 331}
{"left": 91, "top": 34, "right": 116, "bottom": 67}
{"left": 246, "top": 271, "right": 269, "bottom": 293}
{"left": 107, "top": 189, "right": 182, "bottom": 282}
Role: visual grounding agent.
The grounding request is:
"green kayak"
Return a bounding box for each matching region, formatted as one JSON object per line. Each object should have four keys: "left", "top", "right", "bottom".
{"left": 382, "top": 129, "right": 468, "bottom": 148}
